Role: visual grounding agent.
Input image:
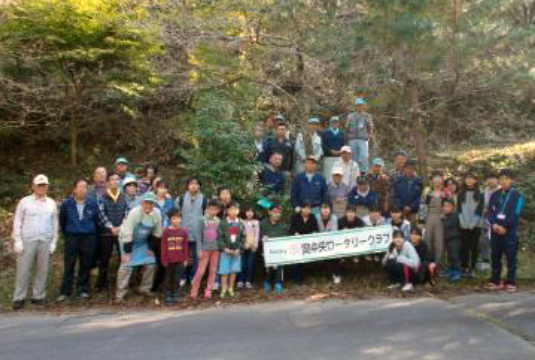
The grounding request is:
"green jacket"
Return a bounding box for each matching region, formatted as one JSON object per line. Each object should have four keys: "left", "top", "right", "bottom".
{"left": 218, "top": 218, "right": 245, "bottom": 251}
{"left": 260, "top": 218, "right": 289, "bottom": 239}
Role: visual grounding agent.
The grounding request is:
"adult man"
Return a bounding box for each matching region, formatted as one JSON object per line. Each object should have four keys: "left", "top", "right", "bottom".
{"left": 486, "top": 169, "right": 524, "bottom": 293}
{"left": 332, "top": 145, "right": 360, "bottom": 189}
{"left": 12, "top": 175, "right": 59, "bottom": 310}
{"left": 391, "top": 160, "right": 424, "bottom": 223}
{"left": 367, "top": 158, "right": 390, "bottom": 215}
{"left": 116, "top": 156, "right": 135, "bottom": 189}
{"left": 321, "top": 116, "right": 346, "bottom": 180}
{"left": 57, "top": 179, "right": 100, "bottom": 301}
{"left": 346, "top": 98, "right": 374, "bottom": 173}
{"left": 253, "top": 123, "right": 265, "bottom": 161}
{"left": 259, "top": 152, "right": 286, "bottom": 196}
{"left": 88, "top": 167, "right": 107, "bottom": 206}
{"left": 261, "top": 122, "right": 294, "bottom": 173}
{"left": 95, "top": 172, "right": 128, "bottom": 292}
{"left": 291, "top": 156, "right": 328, "bottom": 215}
{"left": 294, "top": 117, "right": 323, "bottom": 174}
{"left": 327, "top": 167, "right": 350, "bottom": 219}
{"left": 116, "top": 192, "right": 163, "bottom": 301}
{"left": 176, "top": 176, "right": 207, "bottom": 285}
{"left": 389, "top": 151, "right": 408, "bottom": 183}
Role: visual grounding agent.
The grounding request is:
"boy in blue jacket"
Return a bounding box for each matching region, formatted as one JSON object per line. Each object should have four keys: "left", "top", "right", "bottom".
{"left": 391, "top": 160, "right": 423, "bottom": 223}
{"left": 57, "top": 179, "right": 100, "bottom": 301}
{"left": 486, "top": 169, "right": 524, "bottom": 292}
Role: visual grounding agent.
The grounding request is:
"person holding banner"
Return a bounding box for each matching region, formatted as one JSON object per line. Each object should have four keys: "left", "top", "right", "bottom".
{"left": 316, "top": 203, "right": 342, "bottom": 284}
{"left": 291, "top": 156, "right": 328, "bottom": 215}
{"left": 382, "top": 230, "right": 421, "bottom": 292}
{"left": 260, "top": 204, "right": 289, "bottom": 294}
{"left": 289, "top": 203, "right": 319, "bottom": 285}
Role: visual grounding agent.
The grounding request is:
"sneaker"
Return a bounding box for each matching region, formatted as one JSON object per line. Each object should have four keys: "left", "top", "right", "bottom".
{"left": 31, "top": 299, "right": 46, "bottom": 306}
{"left": 387, "top": 283, "right": 402, "bottom": 290}
{"left": 237, "top": 282, "right": 244, "bottom": 289}
{"left": 213, "top": 282, "right": 219, "bottom": 291}
{"left": 401, "top": 283, "right": 414, "bottom": 292}
{"left": 264, "top": 280, "right": 271, "bottom": 293}
{"left": 486, "top": 282, "right": 501, "bottom": 291}
{"left": 12, "top": 300, "right": 24, "bottom": 311}
{"left": 245, "top": 282, "right": 253, "bottom": 289}
{"left": 228, "top": 289, "right": 235, "bottom": 299}
{"left": 505, "top": 284, "right": 517, "bottom": 293}
{"left": 469, "top": 269, "right": 476, "bottom": 278}
{"left": 56, "top": 294, "right": 69, "bottom": 303}
{"left": 203, "top": 291, "right": 212, "bottom": 300}
{"left": 477, "top": 262, "right": 490, "bottom": 271}
{"left": 332, "top": 275, "right": 342, "bottom": 285}
{"left": 79, "top": 292, "right": 90, "bottom": 300}
{"left": 450, "top": 270, "right": 461, "bottom": 282}
{"left": 220, "top": 289, "right": 226, "bottom": 299}
{"left": 179, "top": 279, "right": 187, "bottom": 288}
{"left": 275, "top": 282, "right": 283, "bottom": 294}
{"left": 139, "top": 290, "right": 156, "bottom": 298}
{"left": 164, "top": 291, "right": 176, "bottom": 305}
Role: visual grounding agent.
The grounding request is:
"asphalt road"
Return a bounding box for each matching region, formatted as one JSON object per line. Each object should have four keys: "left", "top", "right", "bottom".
{"left": 1, "top": 292, "right": 535, "bottom": 360}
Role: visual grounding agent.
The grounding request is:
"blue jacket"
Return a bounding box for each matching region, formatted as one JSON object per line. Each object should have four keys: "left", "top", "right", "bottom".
{"left": 347, "top": 188, "right": 379, "bottom": 208}
{"left": 391, "top": 176, "right": 424, "bottom": 213}
{"left": 487, "top": 188, "right": 523, "bottom": 232}
{"left": 291, "top": 172, "right": 328, "bottom": 207}
{"left": 261, "top": 137, "right": 294, "bottom": 172}
{"left": 156, "top": 197, "right": 177, "bottom": 227}
{"left": 60, "top": 196, "right": 100, "bottom": 236}
{"left": 259, "top": 164, "right": 285, "bottom": 195}
{"left": 322, "top": 129, "right": 345, "bottom": 157}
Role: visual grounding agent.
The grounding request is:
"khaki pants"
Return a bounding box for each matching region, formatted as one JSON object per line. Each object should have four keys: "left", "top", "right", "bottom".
{"left": 426, "top": 215, "right": 444, "bottom": 265}
{"left": 116, "top": 264, "right": 155, "bottom": 299}
{"left": 13, "top": 240, "right": 50, "bottom": 301}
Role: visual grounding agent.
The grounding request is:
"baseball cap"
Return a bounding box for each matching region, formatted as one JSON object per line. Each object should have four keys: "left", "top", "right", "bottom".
{"left": 371, "top": 158, "right": 383, "bottom": 167}
{"left": 332, "top": 167, "right": 344, "bottom": 175}
{"left": 394, "top": 150, "right": 408, "bottom": 157}
{"left": 308, "top": 117, "right": 320, "bottom": 124}
{"left": 141, "top": 191, "right": 157, "bottom": 203}
{"left": 330, "top": 116, "right": 340, "bottom": 123}
{"left": 341, "top": 145, "right": 352, "bottom": 153}
{"left": 122, "top": 177, "right": 138, "bottom": 188}
{"left": 33, "top": 174, "right": 49, "bottom": 186}
{"left": 355, "top": 98, "right": 367, "bottom": 105}
{"left": 116, "top": 156, "right": 129, "bottom": 165}
{"left": 306, "top": 155, "right": 318, "bottom": 162}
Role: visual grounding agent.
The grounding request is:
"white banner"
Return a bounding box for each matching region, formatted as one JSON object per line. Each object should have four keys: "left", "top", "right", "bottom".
{"left": 263, "top": 225, "right": 393, "bottom": 267}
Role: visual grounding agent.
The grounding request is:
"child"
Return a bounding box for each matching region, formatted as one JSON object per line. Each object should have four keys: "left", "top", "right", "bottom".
{"left": 480, "top": 172, "right": 500, "bottom": 268}
{"left": 410, "top": 227, "right": 436, "bottom": 286}
{"left": 362, "top": 206, "right": 386, "bottom": 227}
{"left": 458, "top": 173, "right": 484, "bottom": 277}
{"left": 424, "top": 171, "right": 450, "bottom": 266}
{"left": 387, "top": 207, "right": 411, "bottom": 241}
{"left": 338, "top": 205, "right": 365, "bottom": 230}
{"left": 218, "top": 202, "right": 245, "bottom": 299}
{"left": 486, "top": 169, "right": 523, "bottom": 292}
{"left": 315, "top": 204, "right": 340, "bottom": 284}
{"left": 160, "top": 209, "right": 188, "bottom": 304}
{"left": 442, "top": 198, "right": 461, "bottom": 282}
{"left": 445, "top": 178, "right": 460, "bottom": 207}
{"left": 237, "top": 206, "right": 260, "bottom": 289}
{"left": 382, "top": 230, "right": 420, "bottom": 292}
{"left": 260, "top": 204, "right": 289, "bottom": 294}
{"left": 190, "top": 200, "right": 221, "bottom": 299}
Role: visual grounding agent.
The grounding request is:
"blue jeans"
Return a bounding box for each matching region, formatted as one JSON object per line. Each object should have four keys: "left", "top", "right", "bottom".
{"left": 237, "top": 250, "right": 257, "bottom": 284}
{"left": 349, "top": 139, "right": 369, "bottom": 173}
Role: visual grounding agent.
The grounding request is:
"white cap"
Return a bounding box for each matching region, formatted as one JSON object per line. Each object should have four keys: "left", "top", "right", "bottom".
{"left": 341, "top": 145, "right": 352, "bottom": 153}
{"left": 33, "top": 174, "right": 49, "bottom": 185}
{"left": 332, "top": 167, "right": 344, "bottom": 176}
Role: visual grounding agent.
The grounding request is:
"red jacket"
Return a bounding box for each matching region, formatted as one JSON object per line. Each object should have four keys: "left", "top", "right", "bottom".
{"left": 161, "top": 227, "right": 189, "bottom": 265}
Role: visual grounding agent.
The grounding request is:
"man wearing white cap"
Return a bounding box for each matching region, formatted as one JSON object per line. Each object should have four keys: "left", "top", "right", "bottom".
{"left": 294, "top": 117, "right": 323, "bottom": 174}
{"left": 12, "top": 175, "right": 58, "bottom": 310}
{"left": 332, "top": 145, "right": 360, "bottom": 190}
{"left": 346, "top": 98, "right": 374, "bottom": 173}
{"left": 327, "top": 167, "right": 350, "bottom": 218}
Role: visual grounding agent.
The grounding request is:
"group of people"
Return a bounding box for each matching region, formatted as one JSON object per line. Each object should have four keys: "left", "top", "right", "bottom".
{"left": 10, "top": 98, "right": 524, "bottom": 310}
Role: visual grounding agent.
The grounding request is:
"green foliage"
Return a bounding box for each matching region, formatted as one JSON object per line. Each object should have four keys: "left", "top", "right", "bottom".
{"left": 178, "top": 91, "right": 261, "bottom": 202}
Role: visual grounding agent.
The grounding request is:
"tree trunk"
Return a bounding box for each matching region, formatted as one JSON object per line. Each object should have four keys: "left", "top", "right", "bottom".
{"left": 409, "top": 81, "right": 428, "bottom": 184}
{"left": 70, "top": 110, "right": 77, "bottom": 168}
